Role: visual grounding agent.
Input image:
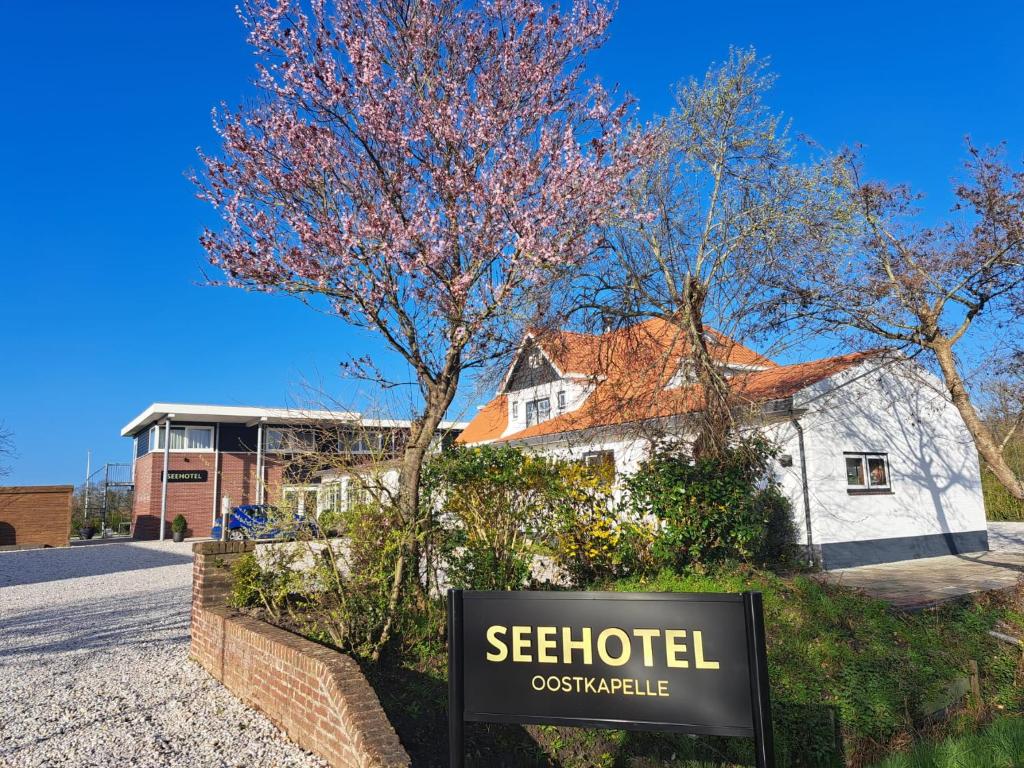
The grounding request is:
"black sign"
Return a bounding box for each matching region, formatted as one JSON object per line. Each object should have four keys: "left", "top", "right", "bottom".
{"left": 448, "top": 590, "right": 774, "bottom": 768}
{"left": 162, "top": 470, "right": 208, "bottom": 483}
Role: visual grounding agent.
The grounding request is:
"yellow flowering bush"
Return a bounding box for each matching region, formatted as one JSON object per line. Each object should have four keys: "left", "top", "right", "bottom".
{"left": 548, "top": 463, "right": 656, "bottom": 585}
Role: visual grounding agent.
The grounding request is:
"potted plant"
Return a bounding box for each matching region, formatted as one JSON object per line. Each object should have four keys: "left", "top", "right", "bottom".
{"left": 171, "top": 514, "right": 188, "bottom": 543}
{"left": 78, "top": 519, "right": 96, "bottom": 540}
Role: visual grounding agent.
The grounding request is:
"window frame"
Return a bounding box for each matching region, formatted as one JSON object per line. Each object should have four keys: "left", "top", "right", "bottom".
{"left": 557, "top": 390, "right": 567, "bottom": 411}
{"left": 265, "top": 427, "right": 316, "bottom": 454}
{"left": 340, "top": 431, "right": 387, "bottom": 455}
{"left": 149, "top": 425, "right": 215, "bottom": 453}
{"left": 511, "top": 400, "right": 519, "bottom": 420}
{"left": 525, "top": 397, "right": 551, "bottom": 427}
{"left": 581, "top": 449, "right": 614, "bottom": 469}
{"left": 844, "top": 452, "right": 892, "bottom": 494}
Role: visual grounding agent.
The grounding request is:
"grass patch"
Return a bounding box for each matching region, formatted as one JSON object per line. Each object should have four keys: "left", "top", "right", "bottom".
{"left": 869, "top": 716, "right": 1024, "bottom": 767}
{"left": 348, "top": 568, "right": 1024, "bottom": 768}
{"left": 984, "top": 442, "right": 1024, "bottom": 521}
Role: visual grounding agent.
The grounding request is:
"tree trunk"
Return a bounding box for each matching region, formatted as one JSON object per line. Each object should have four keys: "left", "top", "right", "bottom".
{"left": 681, "top": 277, "right": 732, "bottom": 459}
{"left": 372, "top": 371, "right": 460, "bottom": 660}
{"left": 932, "top": 341, "right": 1024, "bottom": 501}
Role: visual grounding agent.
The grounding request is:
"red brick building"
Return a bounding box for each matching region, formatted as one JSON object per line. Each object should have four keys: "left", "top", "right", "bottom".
{"left": 122, "top": 403, "right": 465, "bottom": 539}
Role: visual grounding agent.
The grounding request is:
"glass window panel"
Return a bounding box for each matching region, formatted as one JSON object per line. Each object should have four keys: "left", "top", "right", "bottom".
{"left": 867, "top": 457, "right": 889, "bottom": 487}
{"left": 846, "top": 456, "right": 865, "bottom": 486}
{"left": 266, "top": 428, "right": 285, "bottom": 451}
{"left": 169, "top": 427, "right": 187, "bottom": 450}
{"left": 526, "top": 398, "right": 550, "bottom": 426}
{"left": 187, "top": 427, "right": 212, "bottom": 450}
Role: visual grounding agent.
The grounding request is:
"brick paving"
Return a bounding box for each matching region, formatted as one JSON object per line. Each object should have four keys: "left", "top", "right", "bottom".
{"left": 818, "top": 522, "right": 1024, "bottom": 610}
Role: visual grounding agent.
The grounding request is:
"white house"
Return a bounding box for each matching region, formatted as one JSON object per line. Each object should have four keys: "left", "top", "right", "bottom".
{"left": 457, "top": 318, "right": 989, "bottom": 570}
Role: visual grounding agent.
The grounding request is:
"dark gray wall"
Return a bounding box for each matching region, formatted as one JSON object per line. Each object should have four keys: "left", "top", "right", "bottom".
{"left": 820, "top": 529, "right": 989, "bottom": 569}
{"left": 504, "top": 341, "right": 560, "bottom": 392}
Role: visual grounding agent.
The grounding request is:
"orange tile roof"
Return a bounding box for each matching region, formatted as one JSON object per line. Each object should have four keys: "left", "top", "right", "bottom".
{"left": 459, "top": 319, "right": 880, "bottom": 445}
{"left": 533, "top": 318, "right": 777, "bottom": 378}
{"left": 457, "top": 394, "right": 508, "bottom": 445}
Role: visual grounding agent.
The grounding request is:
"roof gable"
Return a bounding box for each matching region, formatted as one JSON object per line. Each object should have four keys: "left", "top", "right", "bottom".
{"left": 502, "top": 339, "right": 563, "bottom": 393}
{"left": 459, "top": 328, "right": 883, "bottom": 445}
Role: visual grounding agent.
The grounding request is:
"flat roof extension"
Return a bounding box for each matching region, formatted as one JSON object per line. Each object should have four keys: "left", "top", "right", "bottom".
{"left": 121, "top": 402, "right": 469, "bottom": 437}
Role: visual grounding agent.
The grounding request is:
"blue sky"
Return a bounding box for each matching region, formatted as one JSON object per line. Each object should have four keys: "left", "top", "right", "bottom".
{"left": 1, "top": 1, "right": 1022, "bottom": 485}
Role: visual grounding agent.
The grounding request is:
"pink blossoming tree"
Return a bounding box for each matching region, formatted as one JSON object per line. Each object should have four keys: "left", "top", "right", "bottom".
{"left": 197, "top": 0, "right": 645, "bottom": 653}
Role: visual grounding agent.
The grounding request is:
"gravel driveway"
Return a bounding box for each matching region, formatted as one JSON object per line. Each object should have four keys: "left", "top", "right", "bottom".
{"left": 0, "top": 540, "right": 326, "bottom": 768}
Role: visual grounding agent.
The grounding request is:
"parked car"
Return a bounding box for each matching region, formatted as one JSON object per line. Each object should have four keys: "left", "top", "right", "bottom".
{"left": 210, "top": 504, "right": 318, "bottom": 541}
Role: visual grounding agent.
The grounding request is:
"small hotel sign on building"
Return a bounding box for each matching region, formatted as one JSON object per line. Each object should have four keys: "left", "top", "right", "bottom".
{"left": 447, "top": 590, "right": 775, "bottom": 767}
{"left": 162, "top": 470, "right": 208, "bottom": 483}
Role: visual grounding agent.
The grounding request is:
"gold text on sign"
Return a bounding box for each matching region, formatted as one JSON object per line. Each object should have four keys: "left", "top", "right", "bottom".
{"left": 485, "top": 626, "right": 721, "bottom": 670}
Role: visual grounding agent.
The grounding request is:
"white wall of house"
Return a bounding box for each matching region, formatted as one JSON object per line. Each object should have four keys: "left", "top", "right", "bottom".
{"left": 503, "top": 358, "right": 987, "bottom": 569}
{"left": 516, "top": 433, "right": 652, "bottom": 477}
{"left": 764, "top": 359, "right": 987, "bottom": 567}
{"left": 318, "top": 466, "right": 401, "bottom": 514}
{"left": 502, "top": 378, "right": 597, "bottom": 439}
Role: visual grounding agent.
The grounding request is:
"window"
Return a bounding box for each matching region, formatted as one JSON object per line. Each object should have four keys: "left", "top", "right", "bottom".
{"left": 527, "top": 350, "right": 542, "bottom": 368}
{"left": 511, "top": 401, "right": 519, "bottom": 420}
{"left": 557, "top": 391, "right": 566, "bottom": 410}
{"left": 266, "top": 428, "right": 315, "bottom": 453}
{"left": 342, "top": 432, "right": 386, "bottom": 454}
{"left": 845, "top": 453, "right": 891, "bottom": 492}
{"left": 582, "top": 450, "right": 614, "bottom": 469}
{"left": 322, "top": 483, "right": 343, "bottom": 514}
{"left": 525, "top": 397, "right": 551, "bottom": 427}
{"left": 149, "top": 425, "right": 214, "bottom": 452}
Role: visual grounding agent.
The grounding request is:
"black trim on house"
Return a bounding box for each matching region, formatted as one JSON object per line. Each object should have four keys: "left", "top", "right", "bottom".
{"left": 503, "top": 340, "right": 561, "bottom": 392}
{"left": 820, "top": 530, "right": 989, "bottom": 570}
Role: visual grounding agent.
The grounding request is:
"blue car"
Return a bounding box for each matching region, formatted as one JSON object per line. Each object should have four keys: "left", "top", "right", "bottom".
{"left": 211, "top": 504, "right": 318, "bottom": 541}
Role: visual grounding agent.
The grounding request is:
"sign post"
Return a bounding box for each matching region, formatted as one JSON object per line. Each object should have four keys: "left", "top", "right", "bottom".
{"left": 447, "top": 589, "right": 774, "bottom": 768}
{"left": 448, "top": 590, "right": 465, "bottom": 768}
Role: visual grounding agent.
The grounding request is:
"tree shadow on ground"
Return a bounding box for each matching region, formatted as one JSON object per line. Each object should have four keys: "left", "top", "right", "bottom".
{"left": 363, "top": 659, "right": 560, "bottom": 767}
{"left": 361, "top": 654, "right": 844, "bottom": 768}
{"left": 606, "top": 702, "right": 842, "bottom": 768}
{"left": 0, "top": 586, "right": 189, "bottom": 659}
{"left": 0, "top": 541, "right": 192, "bottom": 587}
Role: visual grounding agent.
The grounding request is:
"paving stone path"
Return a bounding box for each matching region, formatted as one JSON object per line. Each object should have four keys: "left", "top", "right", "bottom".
{"left": 820, "top": 522, "right": 1024, "bottom": 609}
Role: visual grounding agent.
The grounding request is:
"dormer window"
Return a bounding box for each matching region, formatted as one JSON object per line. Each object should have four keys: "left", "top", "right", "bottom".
{"left": 526, "top": 397, "right": 551, "bottom": 427}
{"left": 667, "top": 361, "right": 698, "bottom": 388}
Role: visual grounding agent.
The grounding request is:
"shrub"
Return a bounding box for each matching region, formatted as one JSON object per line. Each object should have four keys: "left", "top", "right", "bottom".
{"left": 423, "top": 445, "right": 561, "bottom": 591}
{"left": 625, "top": 438, "right": 798, "bottom": 571}
{"left": 547, "top": 461, "right": 656, "bottom": 585}
{"left": 171, "top": 514, "right": 187, "bottom": 534}
{"left": 228, "top": 548, "right": 305, "bottom": 621}
{"left": 306, "top": 500, "right": 409, "bottom": 656}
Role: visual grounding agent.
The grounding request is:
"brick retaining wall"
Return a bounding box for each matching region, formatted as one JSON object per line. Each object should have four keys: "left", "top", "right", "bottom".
{"left": 0, "top": 485, "right": 73, "bottom": 548}
{"left": 191, "top": 541, "right": 410, "bottom": 768}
